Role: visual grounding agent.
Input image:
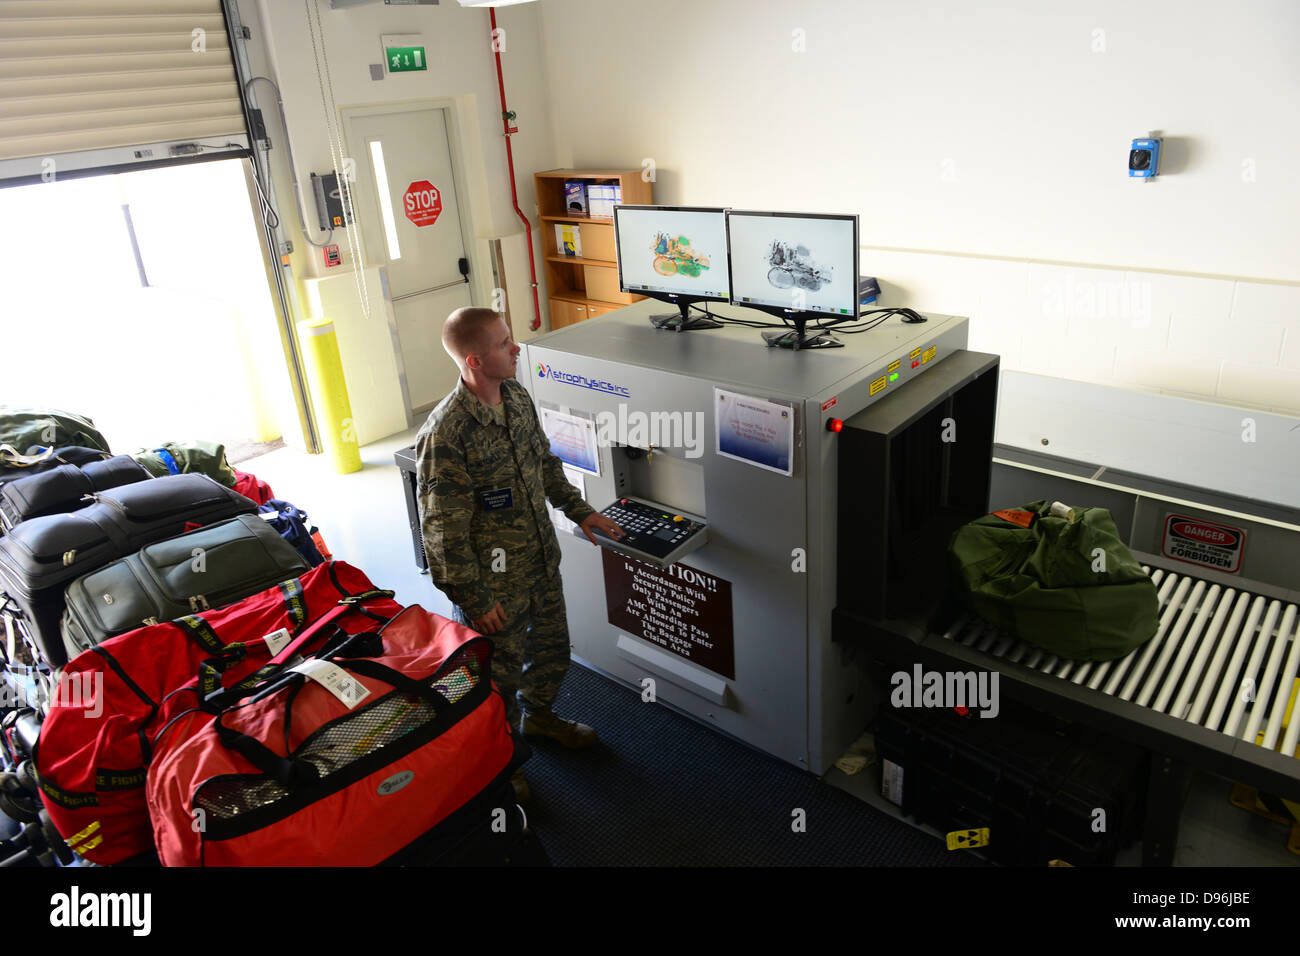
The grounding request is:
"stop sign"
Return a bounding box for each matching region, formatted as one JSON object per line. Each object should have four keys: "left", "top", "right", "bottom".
{"left": 403, "top": 180, "right": 442, "bottom": 227}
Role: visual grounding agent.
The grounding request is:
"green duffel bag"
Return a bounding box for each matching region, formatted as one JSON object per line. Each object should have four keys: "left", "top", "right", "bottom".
{"left": 948, "top": 499, "right": 1159, "bottom": 662}
{"left": 0, "top": 406, "right": 110, "bottom": 462}
{"left": 132, "top": 440, "right": 237, "bottom": 487}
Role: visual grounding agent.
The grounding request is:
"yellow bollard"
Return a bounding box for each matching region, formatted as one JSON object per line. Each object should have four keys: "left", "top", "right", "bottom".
{"left": 297, "top": 318, "right": 362, "bottom": 474}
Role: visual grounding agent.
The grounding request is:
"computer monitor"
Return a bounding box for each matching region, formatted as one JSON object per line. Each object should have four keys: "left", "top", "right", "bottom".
{"left": 614, "top": 205, "right": 730, "bottom": 331}
{"left": 726, "top": 210, "right": 859, "bottom": 349}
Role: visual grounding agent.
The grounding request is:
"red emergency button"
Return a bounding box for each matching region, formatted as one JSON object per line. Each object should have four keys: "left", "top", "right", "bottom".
{"left": 827, "top": 418, "right": 844, "bottom": 433}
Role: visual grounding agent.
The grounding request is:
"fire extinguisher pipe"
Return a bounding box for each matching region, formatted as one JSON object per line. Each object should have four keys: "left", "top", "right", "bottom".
{"left": 490, "top": 8, "right": 541, "bottom": 332}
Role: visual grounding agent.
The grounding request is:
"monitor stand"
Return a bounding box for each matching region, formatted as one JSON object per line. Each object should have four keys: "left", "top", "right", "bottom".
{"left": 761, "top": 319, "right": 843, "bottom": 350}
{"left": 648, "top": 300, "right": 723, "bottom": 332}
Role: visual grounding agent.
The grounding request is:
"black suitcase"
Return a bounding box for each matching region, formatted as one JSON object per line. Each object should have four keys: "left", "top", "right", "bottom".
{"left": 0, "top": 447, "right": 113, "bottom": 491}
{"left": 0, "top": 473, "right": 258, "bottom": 667}
{"left": 0, "top": 456, "right": 150, "bottom": 531}
{"left": 875, "top": 700, "right": 1147, "bottom": 865}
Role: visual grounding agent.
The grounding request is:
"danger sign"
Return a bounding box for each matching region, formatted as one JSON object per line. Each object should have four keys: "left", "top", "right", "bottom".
{"left": 403, "top": 181, "right": 442, "bottom": 227}
{"left": 1162, "top": 513, "right": 1245, "bottom": 573}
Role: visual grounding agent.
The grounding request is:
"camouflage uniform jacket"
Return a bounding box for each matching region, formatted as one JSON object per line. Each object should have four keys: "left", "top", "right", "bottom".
{"left": 415, "top": 376, "right": 596, "bottom": 620}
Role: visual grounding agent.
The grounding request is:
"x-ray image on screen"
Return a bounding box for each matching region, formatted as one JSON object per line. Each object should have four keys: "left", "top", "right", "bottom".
{"left": 727, "top": 212, "right": 857, "bottom": 317}
{"left": 615, "top": 206, "right": 731, "bottom": 301}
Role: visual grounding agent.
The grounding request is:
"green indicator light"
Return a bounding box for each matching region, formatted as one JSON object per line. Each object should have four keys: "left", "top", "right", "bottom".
{"left": 889, "top": 373, "right": 899, "bottom": 381}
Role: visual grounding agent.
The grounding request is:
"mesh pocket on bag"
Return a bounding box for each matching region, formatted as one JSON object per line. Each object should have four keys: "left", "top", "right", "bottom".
{"left": 193, "top": 644, "right": 486, "bottom": 824}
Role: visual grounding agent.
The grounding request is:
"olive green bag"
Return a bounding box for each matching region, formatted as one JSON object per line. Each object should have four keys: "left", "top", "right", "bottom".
{"left": 948, "top": 499, "right": 1159, "bottom": 661}
{"left": 132, "top": 440, "right": 237, "bottom": 487}
{"left": 0, "top": 406, "right": 110, "bottom": 462}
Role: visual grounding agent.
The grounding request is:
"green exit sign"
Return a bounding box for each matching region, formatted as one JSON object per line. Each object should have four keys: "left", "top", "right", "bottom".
{"left": 386, "top": 46, "right": 427, "bottom": 72}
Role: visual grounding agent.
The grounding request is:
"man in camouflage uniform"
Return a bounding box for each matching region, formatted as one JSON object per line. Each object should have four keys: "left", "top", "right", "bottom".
{"left": 415, "top": 307, "right": 624, "bottom": 801}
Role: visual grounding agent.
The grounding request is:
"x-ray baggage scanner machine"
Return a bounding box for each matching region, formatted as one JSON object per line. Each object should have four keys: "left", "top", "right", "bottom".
{"left": 520, "top": 299, "right": 1000, "bottom": 773}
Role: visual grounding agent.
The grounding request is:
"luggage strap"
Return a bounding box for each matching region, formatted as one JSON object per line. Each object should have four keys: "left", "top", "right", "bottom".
{"left": 194, "top": 589, "right": 396, "bottom": 710}
{"left": 212, "top": 654, "right": 451, "bottom": 788}
{"left": 151, "top": 587, "right": 397, "bottom": 753}
{"left": 153, "top": 448, "right": 181, "bottom": 475}
{"left": 0, "top": 445, "right": 55, "bottom": 468}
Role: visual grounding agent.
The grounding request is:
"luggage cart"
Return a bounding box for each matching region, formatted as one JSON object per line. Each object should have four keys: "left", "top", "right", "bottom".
{"left": 1, "top": 598, "right": 56, "bottom": 719}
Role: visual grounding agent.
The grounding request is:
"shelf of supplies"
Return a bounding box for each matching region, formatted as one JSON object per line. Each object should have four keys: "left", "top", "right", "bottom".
{"left": 540, "top": 214, "right": 615, "bottom": 225}
{"left": 545, "top": 255, "right": 617, "bottom": 269}
{"left": 535, "top": 169, "right": 630, "bottom": 179}
{"left": 549, "top": 292, "right": 629, "bottom": 307}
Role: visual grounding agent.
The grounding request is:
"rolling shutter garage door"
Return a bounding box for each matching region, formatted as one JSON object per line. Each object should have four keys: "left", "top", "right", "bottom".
{"left": 0, "top": 0, "right": 247, "bottom": 177}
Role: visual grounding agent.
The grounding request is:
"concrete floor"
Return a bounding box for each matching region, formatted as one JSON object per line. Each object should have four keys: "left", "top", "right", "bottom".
{"left": 241, "top": 431, "right": 1299, "bottom": 867}
{"left": 241, "top": 425, "right": 450, "bottom": 619}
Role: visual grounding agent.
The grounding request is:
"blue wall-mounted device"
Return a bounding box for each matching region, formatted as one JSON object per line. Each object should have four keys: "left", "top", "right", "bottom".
{"left": 1129, "top": 138, "right": 1161, "bottom": 179}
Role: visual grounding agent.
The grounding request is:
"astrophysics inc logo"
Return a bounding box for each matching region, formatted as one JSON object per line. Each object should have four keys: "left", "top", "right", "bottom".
{"left": 535, "top": 362, "right": 630, "bottom": 397}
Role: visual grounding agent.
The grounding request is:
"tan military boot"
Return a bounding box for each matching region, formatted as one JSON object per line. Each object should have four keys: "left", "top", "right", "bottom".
{"left": 510, "top": 769, "right": 531, "bottom": 803}
{"left": 522, "top": 708, "right": 598, "bottom": 749}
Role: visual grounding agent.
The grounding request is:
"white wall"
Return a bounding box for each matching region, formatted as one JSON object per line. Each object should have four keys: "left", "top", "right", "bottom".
{"left": 536, "top": 0, "right": 1300, "bottom": 413}
{"left": 239, "top": 0, "right": 557, "bottom": 356}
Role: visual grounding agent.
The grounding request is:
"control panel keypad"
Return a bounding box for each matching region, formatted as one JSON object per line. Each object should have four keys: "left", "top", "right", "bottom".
{"left": 595, "top": 498, "right": 702, "bottom": 561}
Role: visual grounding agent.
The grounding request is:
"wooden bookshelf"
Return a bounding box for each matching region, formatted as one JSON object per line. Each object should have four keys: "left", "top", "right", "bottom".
{"left": 535, "top": 168, "right": 652, "bottom": 329}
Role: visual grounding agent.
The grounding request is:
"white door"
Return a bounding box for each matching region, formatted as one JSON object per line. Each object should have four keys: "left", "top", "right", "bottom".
{"left": 346, "top": 106, "right": 474, "bottom": 411}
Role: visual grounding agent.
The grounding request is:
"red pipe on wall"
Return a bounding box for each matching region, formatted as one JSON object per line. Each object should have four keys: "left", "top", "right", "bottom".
{"left": 490, "top": 8, "right": 542, "bottom": 332}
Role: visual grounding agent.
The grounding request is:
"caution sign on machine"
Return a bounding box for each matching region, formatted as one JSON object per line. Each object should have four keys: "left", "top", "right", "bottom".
{"left": 601, "top": 550, "right": 735, "bottom": 678}
{"left": 1162, "top": 513, "right": 1245, "bottom": 573}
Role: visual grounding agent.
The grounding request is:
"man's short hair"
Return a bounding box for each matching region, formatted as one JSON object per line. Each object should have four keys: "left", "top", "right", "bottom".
{"left": 442, "top": 307, "right": 503, "bottom": 367}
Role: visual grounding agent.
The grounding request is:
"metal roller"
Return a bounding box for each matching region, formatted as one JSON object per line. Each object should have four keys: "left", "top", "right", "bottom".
{"left": 1222, "top": 601, "right": 1282, "bottom": 738}
{"left": 1102, "top": 573, "right": 1185, "bottom": 696}
{"left": 1205, "top": 596, "right": 1269, "bottom": 733}
{"left": 935, "top": 567, "right": 1300, "bottom": 769}
{"left": 1259, "top": 606, "right": 1299, "bottom": 753}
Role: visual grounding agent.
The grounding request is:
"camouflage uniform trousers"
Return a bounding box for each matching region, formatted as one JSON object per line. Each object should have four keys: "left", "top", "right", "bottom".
{"left": 451, "top": 563, "right": 571, "bottom": 733}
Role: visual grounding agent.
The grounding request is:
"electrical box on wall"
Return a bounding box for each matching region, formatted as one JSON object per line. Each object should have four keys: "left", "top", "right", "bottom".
{"left": 1129, "top": 138, "right": 1161, "bottom": 179}
{"left": 311, "top": 172, "right": 353, "bottom": 231}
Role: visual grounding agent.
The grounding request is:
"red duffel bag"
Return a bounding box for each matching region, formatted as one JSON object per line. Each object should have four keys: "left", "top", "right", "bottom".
{"left": 147, "top": 604, "right": 523, "bottom": 866}
{"left": 35, "top": 561, "right": 400, "bottom": 864}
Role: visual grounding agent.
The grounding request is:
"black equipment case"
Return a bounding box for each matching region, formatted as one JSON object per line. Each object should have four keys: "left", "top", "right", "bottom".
{"left": 0, "top": 447, "right": 114, "bottom": 492}
{"left": 0, "top": 456, "right": 150, "bottom": 531}
{"left": 0, "top": 473, "right": 257, "bottom": 666}
{"left": 874, "top": 699, "right": 1148, "bottom": 865}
